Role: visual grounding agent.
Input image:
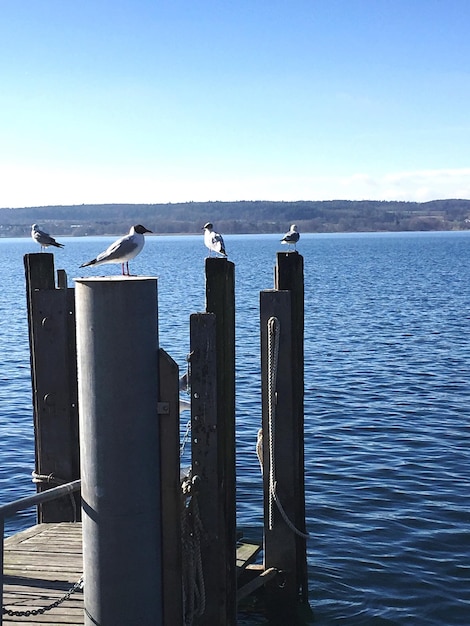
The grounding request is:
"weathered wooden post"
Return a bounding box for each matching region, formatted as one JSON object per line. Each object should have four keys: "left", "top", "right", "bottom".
{"left": 275, "top": 251, "right": 308, "bottom": 604}
{"left": 158, "top": 348, "right": 184, "bottom": 625}
{"left": 189, "top": 257, "right": 236, "bottom": 625}
{"left": 75, "top": 276, "right": 163, "bottom": 626}
{"left": 24, "top": 253, "right": 80, "bottom": 522}
{"left": 205, "top": 257, "right": 237, "bottom": 625}
{"left": 260, "top": 251, "right": 309, "bottom": 623}
{"left": 190, "top": 311, "right": 217, "bottom": 622}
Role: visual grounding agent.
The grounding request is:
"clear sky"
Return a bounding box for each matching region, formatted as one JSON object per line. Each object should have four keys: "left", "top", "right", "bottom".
{"left": 2, "top": 0, "right": 470, "bottom": 208}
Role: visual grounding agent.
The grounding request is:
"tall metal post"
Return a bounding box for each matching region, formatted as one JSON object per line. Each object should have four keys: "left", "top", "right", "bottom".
{"left": 75, "top": 276, "right": 162, "bottom": 626}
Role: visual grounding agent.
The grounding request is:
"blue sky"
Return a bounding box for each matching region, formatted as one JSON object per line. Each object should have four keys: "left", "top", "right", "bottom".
{"left": 1, "top": 0, "right": 470, "bottom": 208}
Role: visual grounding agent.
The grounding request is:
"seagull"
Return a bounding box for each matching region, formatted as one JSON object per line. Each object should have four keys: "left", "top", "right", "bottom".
{"left": 280, "top": 224, "right": 300, "bottom": 250}
{"left": 80, "top": 224, "right": 152, "bottom": 275}
{"left": 31, "top": 224, "right": 64, "bottom": 251}
{"left": 203, "top": 222, "right": 227, "bottom": 257}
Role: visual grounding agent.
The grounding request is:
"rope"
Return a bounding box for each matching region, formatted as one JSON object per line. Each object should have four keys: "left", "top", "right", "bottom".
{"left": 267, "top": 316, "right": 280, "bottom": 531}
{"left": 181, "top": 476, "right": 206, "bottom": 625}
{"left": 256, "top": 428, "right": 263, "bottom": 475}
{"left": 266, "top": 316, "right": 310, "bottom": 540}
{"left": 31, "top": 471, "right": 78, "bottom": 522}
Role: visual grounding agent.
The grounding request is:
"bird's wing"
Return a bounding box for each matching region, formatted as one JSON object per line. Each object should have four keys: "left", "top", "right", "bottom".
{"left": 96, "top": 235, "right": 138, "bottom": 262}
{"left": 34, "top": 229, "right": 56, "bottom": 245}
{"left": 281, "top": 230, "right": 299, "bottom": 243}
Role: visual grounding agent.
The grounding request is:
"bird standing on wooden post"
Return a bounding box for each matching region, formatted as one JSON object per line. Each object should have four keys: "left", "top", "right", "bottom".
{"left": 203, "top": 222, "right": 227, "bottom": 258}
{"left": 31, "top": 224, "right": 64, "bottom": 251}
{"left": 80, "top": 224, "right": 152, "bottom": 276}
{"left": 280, "top": 224, "right": 300, "bottom": 250}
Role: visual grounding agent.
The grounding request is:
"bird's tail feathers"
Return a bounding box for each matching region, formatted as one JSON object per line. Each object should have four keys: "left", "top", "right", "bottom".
{"left": 80, "top": 259, "right": 97, "bottom": 268}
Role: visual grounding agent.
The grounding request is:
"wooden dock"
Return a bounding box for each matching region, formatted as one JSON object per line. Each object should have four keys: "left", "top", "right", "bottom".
{"left": 2, "top": 523, "right": 262, "bottom": 625}
{"left": 4, "top": 251, "right": 310, "bottom": 624}
{"left": 3, "top": 524, "right": 83, "bottom": 625}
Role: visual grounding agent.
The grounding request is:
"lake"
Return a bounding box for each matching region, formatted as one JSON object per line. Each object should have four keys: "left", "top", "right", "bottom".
{"left": 1, "top": 231, "right": 469, "bottom": 624}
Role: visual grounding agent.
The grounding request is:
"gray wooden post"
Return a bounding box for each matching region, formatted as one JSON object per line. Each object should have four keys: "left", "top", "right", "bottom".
{"left": 24, "top": 253, "right": 80, "bottom": 522}
{"left": 260, "top": 251, "right": 309, "bottom": 622}
{"left": 75, "top": 276, "right": 163, "bottom": 626}
{"left": 190, "top": 312, "right": 218, "bottom": 623}
{"left": 261, "top": 289, "right": 298, "bottom": 619}
{"left": 275, "top": 251, "right": 308, "bottom": 603}
{"left": 191, "top": 257, "right": 236, "bottom": 625}
{"left": 205, "top": 257, "right": 237, "bottom": 625}
{"left": 158, "top": 348, "right": 183, "bottom": 625}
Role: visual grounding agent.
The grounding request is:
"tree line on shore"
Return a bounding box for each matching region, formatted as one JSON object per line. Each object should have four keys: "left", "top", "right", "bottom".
{"left": 1, "top": 199, "right": 470, "bottom": 237}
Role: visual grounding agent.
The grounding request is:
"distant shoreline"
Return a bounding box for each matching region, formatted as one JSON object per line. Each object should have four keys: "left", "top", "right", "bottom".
{"left": 1, "top": 199, "right": 470, "bottom": 237}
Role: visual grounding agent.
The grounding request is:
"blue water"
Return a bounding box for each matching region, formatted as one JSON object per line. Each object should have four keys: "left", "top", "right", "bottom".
{"left": 1, "top": 231, "right": 470, "bottom": 624}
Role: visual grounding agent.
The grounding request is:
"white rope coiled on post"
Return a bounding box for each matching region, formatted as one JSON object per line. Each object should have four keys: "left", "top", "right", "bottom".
{"left": 266, "top": 316, "right": 310, "bottom": 540}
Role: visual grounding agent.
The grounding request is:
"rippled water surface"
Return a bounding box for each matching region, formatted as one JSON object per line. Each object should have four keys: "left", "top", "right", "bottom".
{"left": 1, "top": 231, "right": 470, "bottom": 624}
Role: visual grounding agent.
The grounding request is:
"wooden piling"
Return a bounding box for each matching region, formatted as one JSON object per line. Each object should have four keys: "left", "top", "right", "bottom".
{"left": 189, "top": 257, "right": 236, "bottom": 625}
{"left": 275, "top": 251, "right": 308, "bottom": 604}
{"left": 158, "top": 348, "right": 184, "bottom": 626}
{"left": 260, "top": 251, "right": 309, "bottom": 622}
{"left": 24, "top": 253, "right": 80, "bottom": 523}
{"left": 190, "top": 312, "right": 218, "bottom": 622}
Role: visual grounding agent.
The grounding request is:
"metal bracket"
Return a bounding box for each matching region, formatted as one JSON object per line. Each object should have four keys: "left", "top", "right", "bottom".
{"left": 157, "top": 401, "right": 170, "bottom": 415}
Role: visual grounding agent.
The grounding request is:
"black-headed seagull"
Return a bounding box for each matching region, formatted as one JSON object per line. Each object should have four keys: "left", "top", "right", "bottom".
{"left": 80, "top": 224, "right": 152, "bottom": 275}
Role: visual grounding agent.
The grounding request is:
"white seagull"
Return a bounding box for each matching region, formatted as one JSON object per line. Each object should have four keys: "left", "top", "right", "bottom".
{"left": 281, "top": 224, "right": 300, "bottom": 250}
{"left": 203, "top": 222, "right": 227, "bottom": 257}
{"left": 31, "top": 224, "right": 64, "bottom": 251}
{"left": 80, "top": 224, "right": 152, "bottom": 275}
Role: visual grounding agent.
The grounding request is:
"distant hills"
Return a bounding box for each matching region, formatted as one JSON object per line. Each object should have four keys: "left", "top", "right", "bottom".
{"left": 1, "top": 199, "right": 470, "bottom": 237}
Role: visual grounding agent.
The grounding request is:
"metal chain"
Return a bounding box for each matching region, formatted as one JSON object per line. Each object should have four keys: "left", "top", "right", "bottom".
{"left": 2, "top": 576, "right": 83, "bottom": 617}
{"left": 180, "top": 419, "right": 192, "bottom": 457}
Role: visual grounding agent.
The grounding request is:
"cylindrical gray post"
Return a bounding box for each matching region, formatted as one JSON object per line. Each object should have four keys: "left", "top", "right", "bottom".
{"left": 75, "top": 276, "right": 162, "bottom": 626}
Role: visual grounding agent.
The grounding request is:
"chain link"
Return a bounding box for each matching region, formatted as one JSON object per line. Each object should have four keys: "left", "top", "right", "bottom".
{"left": 180, "top": 419, "right": 192, "bottom": 457}
{"left": 2, "top": 576, "right": 83, "bottom": 617}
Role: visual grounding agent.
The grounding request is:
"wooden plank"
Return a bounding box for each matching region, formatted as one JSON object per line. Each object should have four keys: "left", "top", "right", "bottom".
{"left": 3, "top": 524, "right": 84, "bottom": 626}
{"left": 235, "top": 540, "right": 262, "bottom": 575}
{"left": 158, "top": 348, "right": 184, "bottom": 626}
{"left": 190, "top": 312, "right": 219, "bottom": 624}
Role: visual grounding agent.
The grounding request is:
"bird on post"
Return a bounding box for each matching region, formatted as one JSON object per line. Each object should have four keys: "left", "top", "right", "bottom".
{"left": 203, "top": 222, "right": 227, "bottom": 258}
{"left": 80, "top": 224, "right": 152, "bottom": 276}
{"left": 280, "top": 224, "right": 300, "bottom": 250}
{"left": 31, "top": 224, "right": 64, "bottom": 251}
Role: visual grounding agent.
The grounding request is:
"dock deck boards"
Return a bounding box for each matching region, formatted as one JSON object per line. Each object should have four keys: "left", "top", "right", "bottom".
{"left": 3, "top": 523, "right": 84, "bottom": 625}
{"left": 3, "top": 523, "right": 262, "bottom": 625}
